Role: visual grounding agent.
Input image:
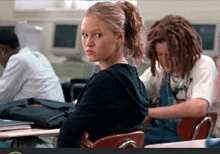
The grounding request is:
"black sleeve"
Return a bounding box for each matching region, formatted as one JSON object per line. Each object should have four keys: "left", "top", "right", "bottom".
{"left": 57, "top": 71, "right": 120, "bottom": 148}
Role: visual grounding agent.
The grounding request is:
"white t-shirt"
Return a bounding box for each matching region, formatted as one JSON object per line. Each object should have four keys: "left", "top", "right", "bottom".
{"left": 0, "top": 47, "right": 65, "bottom": 103}
{"left": 140, "top": 55, "right": 217, "bottom": 107}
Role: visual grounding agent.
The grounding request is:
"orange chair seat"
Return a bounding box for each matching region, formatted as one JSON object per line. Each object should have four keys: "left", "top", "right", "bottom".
{"left": 91, "top": 131, "right": 144, "bottom": 148}
{"left": 177, "top": 112, "right": 217, "bottom": 140}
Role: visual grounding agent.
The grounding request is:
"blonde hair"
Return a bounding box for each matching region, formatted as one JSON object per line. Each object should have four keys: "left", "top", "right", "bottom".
{"left": 84, "top": 1, "right": 147, "bottom": 65}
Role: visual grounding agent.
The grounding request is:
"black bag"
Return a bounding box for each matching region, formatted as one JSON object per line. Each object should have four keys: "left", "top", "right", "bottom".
{"left": 0, "top": 98, "right": 76, "bottom": 129}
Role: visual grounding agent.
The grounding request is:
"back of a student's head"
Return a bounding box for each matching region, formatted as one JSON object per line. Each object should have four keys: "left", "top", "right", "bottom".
{"left": 0, "top": 30, "right": 20, "bottom": 49}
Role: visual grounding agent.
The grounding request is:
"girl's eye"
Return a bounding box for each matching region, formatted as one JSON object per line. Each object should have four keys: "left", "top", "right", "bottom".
{"left": 96, "top": 33, "right": 102, "bottom": 37}
{"left": 81, "top": 33, "right": 87, "bottom": 37}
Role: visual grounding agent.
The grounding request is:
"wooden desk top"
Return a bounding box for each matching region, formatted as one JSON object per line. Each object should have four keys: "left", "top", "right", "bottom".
{"left": 0, "top": 128, "right": 60, "bottom": 139}
{"left": 144, "top": 138, "right": 220, "bottom": 148}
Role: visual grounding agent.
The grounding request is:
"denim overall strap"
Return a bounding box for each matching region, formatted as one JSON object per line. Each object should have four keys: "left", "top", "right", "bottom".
{"left": 158, "top": 73, "right": 180, "bottom": 132}
{"left": 144, "top": 73, "right": 181, "bottom": 146}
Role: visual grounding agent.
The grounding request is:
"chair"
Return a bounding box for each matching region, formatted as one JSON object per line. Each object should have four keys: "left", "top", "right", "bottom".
{"left": 61, "top": 78, "right": 88, "bottom": 102}
{"left": 61, "top": 82, "right": 72, "bottom": 102}
{"left": 91, "top": 131, "right": 144, "bottom": 148}
{"left": 70, "top": 78, "right": 88, "bottom": 102}
{"left": 177, "top": 112, "right": 218, "bottom": 141}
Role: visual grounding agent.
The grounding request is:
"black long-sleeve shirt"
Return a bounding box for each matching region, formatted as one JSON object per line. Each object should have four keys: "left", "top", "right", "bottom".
{"left": 57, "top": 64, "right": 149, "bottom": 148}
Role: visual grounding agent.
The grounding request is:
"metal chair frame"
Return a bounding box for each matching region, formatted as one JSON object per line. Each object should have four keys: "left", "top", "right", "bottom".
{"left": 177, "top": 112, "right": 218, "bottom": 141}
{"left": 118, "top": 140, "right": 138, "bottom": 148}
{"left": 192, "top": 116, "right": 214, "bottom": 140}
{"left": 91, "top": 131, "right": 144, "bottom": 148}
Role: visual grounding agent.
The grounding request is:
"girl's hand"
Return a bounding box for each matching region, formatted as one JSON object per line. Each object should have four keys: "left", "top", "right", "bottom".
{"left": 79, "top": 131, "right": 94, "bottom": 148}
{"left": 142, "top": 116, "right": 152, "bottom": 131}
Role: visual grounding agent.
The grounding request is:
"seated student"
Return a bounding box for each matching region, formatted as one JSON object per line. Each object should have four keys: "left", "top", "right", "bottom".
{"left": 210, "top": 57, "right": 220, "bottom": 137}
{"left": 57, "top": 1, "right": 149, "bottom": 148}
{"left": 215, "top": 57, "right": 220, "bottom": 101}
{"left": 0, "top": 30, "right": 64, "bottom": 103}
{"left": 0, "top": 29, "right": 65, "bottom": 148}
{"left": 79, "top": 15, "right": 217, "bottom": 147}
{"left": 139, "top": 14, "right": 217, "bottom": 145}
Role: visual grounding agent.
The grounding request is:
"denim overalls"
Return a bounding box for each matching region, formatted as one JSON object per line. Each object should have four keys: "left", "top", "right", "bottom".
{"left": 144, "top": 73, "right": 181, "bottom": 146}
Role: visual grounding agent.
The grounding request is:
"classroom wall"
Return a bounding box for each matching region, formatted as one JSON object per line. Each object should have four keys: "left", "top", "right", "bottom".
{"left": 137, "top": 1, "right": 220, "bottom": 21}
{"left": 0, "top": 1, "right": 14, "bottom": 20}
{"left": 11, "top": 0, "right": 220, "bottom": 60}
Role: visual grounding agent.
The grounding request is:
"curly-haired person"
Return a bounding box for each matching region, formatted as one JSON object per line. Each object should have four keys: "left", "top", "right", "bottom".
{"left": 140, "top": 14, "right": 217, "bottom": 145}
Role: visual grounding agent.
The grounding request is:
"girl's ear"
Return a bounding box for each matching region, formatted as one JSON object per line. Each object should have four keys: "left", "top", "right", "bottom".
{"left": 117, "top": 30, "right": 125, "bottom": 45}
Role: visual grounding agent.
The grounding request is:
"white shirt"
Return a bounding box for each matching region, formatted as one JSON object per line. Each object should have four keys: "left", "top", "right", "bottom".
{"left": 0, "top": 47, "right": 65, "bottom": 103}
{"left": 140, "top": 55, "right": 217, "bottom": 107}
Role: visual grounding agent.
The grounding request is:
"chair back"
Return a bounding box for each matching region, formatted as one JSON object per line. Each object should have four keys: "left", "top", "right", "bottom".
{"left": 61, "top": 78, "right": 88, "bottom": 103}
{"left": 91, "top": 131, "right": 144, "bottom": 148}
{"left": 177, "top": 112, "right": 218, "bottom": 140}
{"left": 70, "top": 78, "right": 88, "bottom": 102}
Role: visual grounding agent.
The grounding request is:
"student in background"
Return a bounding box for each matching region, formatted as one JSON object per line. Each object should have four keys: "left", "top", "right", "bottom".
{"left": 215, "top": 57, "right": 220, "bottom": 101}
{"left": 57, "top": 1, "right": 149, "bottom": 148}
{"left": 210, "top": 57, "right": 220, "bottom": 138}
{"left": 139, "top": 14, "right": 217, "bottom": 145}
{"left": 0, "top": 29, "right": 65, "bottom": 148}
{"left": 0, "top": 30, "right": 64, "bottom": 103}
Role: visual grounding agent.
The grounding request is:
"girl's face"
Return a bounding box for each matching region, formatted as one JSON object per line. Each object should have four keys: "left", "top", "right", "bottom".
{"left": 156, "top": 42, "right": 177, "bottom": 73}
{"left": 81, "top": 15, "right": 122, "bottom": 67}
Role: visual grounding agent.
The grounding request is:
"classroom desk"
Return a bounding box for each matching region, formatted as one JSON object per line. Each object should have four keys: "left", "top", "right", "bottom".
{"left": 145, "top": 138, "right": 220, "bottom": 148}
{"left": 0, "top": 128, "right": 60, "bottom": 139}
